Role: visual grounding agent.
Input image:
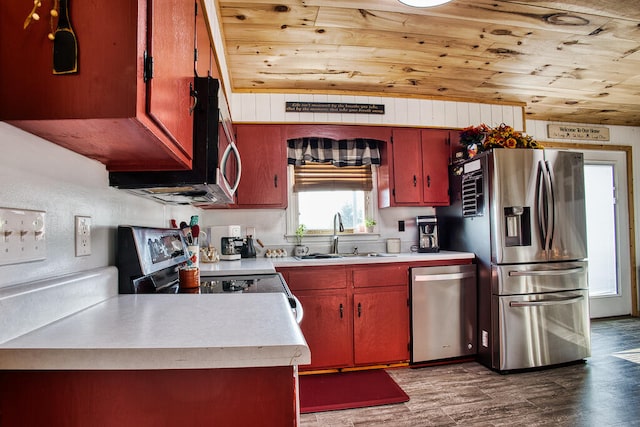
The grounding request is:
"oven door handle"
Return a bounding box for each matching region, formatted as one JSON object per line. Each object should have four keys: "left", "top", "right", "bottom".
{"left": 509, "top": 295, "right": 584, "bottom": 307}
{"left": 292, "top": 295, "right": 304, "bottom": 324}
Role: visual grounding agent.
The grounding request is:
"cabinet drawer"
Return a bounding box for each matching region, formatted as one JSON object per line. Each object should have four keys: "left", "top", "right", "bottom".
{"left": 281, "top": 266, "right": 348, "bottom": 291}
{"left": 352, "top": 264, "right": 408, "bottom": 288}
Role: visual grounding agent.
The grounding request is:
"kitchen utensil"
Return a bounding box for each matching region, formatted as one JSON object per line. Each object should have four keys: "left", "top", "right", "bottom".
{"left": 53, "top": 0, "right": 78, "bottom": 74}
{"left": 191, "top": 225, "right": 200, "bottom": 245}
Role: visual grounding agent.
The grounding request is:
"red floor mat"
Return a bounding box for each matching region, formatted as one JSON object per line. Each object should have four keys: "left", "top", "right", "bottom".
{"left": 299, "top": 370, "right": 409, "bottom": 414}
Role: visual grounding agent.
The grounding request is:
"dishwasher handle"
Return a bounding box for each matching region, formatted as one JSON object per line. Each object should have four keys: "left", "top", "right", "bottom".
{"left": 413, "top": 271, "right": 476, "bottom": 282}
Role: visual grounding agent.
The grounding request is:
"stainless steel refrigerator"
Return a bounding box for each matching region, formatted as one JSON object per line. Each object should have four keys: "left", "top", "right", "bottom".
{"left": 438, "top": 148, "right": 591, "bottom": 372}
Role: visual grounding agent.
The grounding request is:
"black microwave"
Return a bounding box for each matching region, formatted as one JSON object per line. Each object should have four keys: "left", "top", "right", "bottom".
{"left": 108, "top": 77, "right": 241, "bottom": 205}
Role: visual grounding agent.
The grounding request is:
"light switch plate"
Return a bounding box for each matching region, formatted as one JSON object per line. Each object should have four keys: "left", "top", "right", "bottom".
{"left": 0, "top": 207, "right": 46, "bottom": 266}
{"left": 75, "top": 215, "right": 92, "bottom": 257}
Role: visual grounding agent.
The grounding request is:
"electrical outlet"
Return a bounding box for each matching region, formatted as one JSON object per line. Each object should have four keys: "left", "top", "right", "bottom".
{"left": 75, "top": 216, "right": 92, "bottom": 257}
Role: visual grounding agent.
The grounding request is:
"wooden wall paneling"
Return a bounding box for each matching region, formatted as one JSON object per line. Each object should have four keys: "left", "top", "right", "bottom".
{"left": 231, "top": 92, "right": 525, "bottom": 130}
{"left": 254, "top": 93, "right": 272, "bottom": 121}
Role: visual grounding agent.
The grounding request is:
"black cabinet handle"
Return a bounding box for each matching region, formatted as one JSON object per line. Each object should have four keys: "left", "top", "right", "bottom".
{"left": 357, "top": 302, "right": 362, "bottom": 317}
{"left": 274, "top": 174, "right": 278, "bottom": 188}
{"left": 339, "top": 303, "right": 343, "bottom": 318}
{"left": 427, "top": 175, "right": 431, "bottom": 188}
{"left": 413, "top": 175, "right": 417, "bottom": 187}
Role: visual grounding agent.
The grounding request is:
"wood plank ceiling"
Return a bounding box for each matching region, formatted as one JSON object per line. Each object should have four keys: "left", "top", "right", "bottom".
{"left": 217, "top": 0, "right": 640, "bottom": 126}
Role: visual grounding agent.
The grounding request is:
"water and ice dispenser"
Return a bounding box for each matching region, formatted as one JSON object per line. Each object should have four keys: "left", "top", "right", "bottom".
{"left": 504, "top": 206, "right": 531, "bottom": 247}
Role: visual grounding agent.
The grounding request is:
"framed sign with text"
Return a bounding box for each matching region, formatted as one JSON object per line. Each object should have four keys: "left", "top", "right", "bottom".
{"left": 285, "top": 102, "right": 385, "bottom": 114}
{"left": 547, "top": 124, "right": 610, "bottom": 141}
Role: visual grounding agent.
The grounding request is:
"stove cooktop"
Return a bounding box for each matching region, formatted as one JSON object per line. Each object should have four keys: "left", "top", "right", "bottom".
{"left": 190, "top": 273, "right": 297, "bottom": 309}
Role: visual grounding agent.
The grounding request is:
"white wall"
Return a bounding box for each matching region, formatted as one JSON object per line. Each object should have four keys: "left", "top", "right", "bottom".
{"left": 0, "top": 123, "right": 197, "bottom": 288}
{"left": 231, "top": 92, "right": 524, "bottom": 130}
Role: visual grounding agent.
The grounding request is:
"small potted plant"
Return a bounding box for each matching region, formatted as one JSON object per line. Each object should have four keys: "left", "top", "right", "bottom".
{"left": 365, "top": 218, "right": 376, "bottom": 233}
{"left": 293, "top": 224, "right": 309, "bottom": 256}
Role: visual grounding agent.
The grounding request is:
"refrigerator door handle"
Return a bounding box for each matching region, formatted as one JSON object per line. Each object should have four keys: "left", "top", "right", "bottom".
{"left": 535, "top": 161, "right": 548, "bottom": 249}
{"left": 509, "top": 295, "right": 584, "bottom": 307}
{"left": 544, "top": 160, "right": 556, "bottom": 250}
{"left": 508, "top": 266, "right": 585, "bottom": 277}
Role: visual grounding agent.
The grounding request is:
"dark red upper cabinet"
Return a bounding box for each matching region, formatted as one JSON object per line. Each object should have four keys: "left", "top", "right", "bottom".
{"left": 379, "top": 128, "right": 451, "bottom": 207}
{"left": 0, "top": 0, "right": 196, "bottom": 172}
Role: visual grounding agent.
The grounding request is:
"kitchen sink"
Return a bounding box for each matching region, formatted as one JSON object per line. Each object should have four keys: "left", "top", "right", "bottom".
{"left": 295, "top": 253, "right": 343, "bottom": 260}
{"left": 341, "top": 252, "right": 397, "bottom": 258}
{"left": 295, "top": 252, "right": 396, "bottom": 260}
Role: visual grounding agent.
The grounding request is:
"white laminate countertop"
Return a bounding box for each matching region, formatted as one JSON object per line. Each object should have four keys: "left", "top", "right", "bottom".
{"left": 271, "top": 250, "right": 475, "bottom": 268}
{"left": 199, "top": 257, "right": 276, "bottom": 276}
{"left": 0, "top": 292, "right": 310, "bottom": 370}
{"left": 199, "top": 251, "right": 474, "bottom": 273}
{"left": 0, "top": 251, "right": 473, "bottom": 371}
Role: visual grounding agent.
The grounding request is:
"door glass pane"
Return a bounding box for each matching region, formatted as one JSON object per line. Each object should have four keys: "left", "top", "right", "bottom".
{"left": 584, "top": 164, "right": 618, "bottom": 296}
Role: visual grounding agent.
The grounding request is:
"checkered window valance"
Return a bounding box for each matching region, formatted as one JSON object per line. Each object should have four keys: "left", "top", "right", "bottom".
{"left": 287, "top": 137, "right": 382, "bottom": 167}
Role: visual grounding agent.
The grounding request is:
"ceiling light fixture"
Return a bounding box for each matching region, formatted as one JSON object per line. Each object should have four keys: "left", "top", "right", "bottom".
{"left": 398, "top": 0, "right": 453, "bottom": 7}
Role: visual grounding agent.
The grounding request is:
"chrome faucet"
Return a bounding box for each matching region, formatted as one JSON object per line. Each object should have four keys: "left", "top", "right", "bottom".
{"left": 331, "top": 212, "right": 344, "bottom": 254}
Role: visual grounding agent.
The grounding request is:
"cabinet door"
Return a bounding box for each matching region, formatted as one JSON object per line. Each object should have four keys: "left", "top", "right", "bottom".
{"left": 0, "top": 0, "right": 195, "bottom": 170}
{"left": 391, "top": 128, "right": 423, "bottom": 205}
{"left": 421, "top": 129, "right": 451, "bottom": 205}
{"left": 353, "top": 288, "right": 409, "bottom": 365}
{"left": 147, "top": 0, "right": 195, "bottom": 160}
{"left": 235, "top": 125, "right": 287, "bottom": 208}
{"left": 296, "top": 292, "right": 352, "bottom": 370}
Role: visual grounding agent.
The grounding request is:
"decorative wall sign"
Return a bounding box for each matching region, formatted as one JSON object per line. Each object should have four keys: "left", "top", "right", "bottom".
{"left": 547, "top": 124, "right": 610, "bottom": 141}
{"left": 286, "top": 102, "right": 385, "bottom": 114}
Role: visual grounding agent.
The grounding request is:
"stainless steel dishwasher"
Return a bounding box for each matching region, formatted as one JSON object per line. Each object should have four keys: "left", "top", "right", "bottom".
{"left": 410, "top": 264, "right": 477, "bottom": 364}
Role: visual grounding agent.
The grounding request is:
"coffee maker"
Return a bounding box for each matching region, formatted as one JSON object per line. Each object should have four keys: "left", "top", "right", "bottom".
{"left": 417, "top": 216, "right": 439, "bottom": 253}
{"left": 220, "top": 237, "right": 243, "bottom": 260}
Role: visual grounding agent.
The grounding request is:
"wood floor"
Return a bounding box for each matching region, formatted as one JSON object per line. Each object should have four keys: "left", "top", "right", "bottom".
{"left": 300, "top": 317, "right": 640, "bottom": 426}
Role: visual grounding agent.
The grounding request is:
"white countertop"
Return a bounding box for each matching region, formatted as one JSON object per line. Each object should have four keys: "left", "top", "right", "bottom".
{"left": 271, "top": 250, "right": 475, "bottom": 268}
{"left": 199, "top": 251, "right": 474, "bottom": 272}
{"left": 0, "top": 292, "right": 310, "bottom": 370}
{"left": 199, "top": 257, "right": 275, "bottom": 276}
{"left": 0, "top": 267, "right": 310, "bottom": 371}
{"left": 0, "top": 252, "right": 473, "bottom": 371}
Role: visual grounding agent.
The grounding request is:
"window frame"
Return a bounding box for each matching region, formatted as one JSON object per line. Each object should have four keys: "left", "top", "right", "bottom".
{"left": 285, "top": 165, "right": 379, "bottom": 243}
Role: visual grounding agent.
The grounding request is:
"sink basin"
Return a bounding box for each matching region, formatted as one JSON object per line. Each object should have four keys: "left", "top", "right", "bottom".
{"left": 295, "top": 252, "right": 397, "bottom": 260}
{"left": 340, "top": 252, "right": 397, "bottom": 258}
{"left": 296, "top": 253, "right": 343, "bottom": 260}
